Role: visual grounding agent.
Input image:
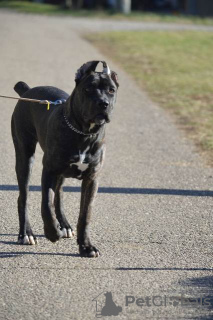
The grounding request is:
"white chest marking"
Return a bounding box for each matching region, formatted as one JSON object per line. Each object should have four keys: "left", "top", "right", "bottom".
{"left": 70, "top": 147, "right": 89, "bottom": 172}
{"left": 89, "top": 123, "right": 95, "bottom": 131}
{"left": 75, "top": 161, "right": 89, "bottom": 171}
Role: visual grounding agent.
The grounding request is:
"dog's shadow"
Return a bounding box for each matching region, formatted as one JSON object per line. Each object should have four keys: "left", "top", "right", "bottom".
{"left": 0, "top": 233, "right": 79, "bottom": 258}
{"left": 0, "top": 251, "right": 79, "bottom": 258}
{"left": 179, "top": 275, "right": 213, "bottom": 320}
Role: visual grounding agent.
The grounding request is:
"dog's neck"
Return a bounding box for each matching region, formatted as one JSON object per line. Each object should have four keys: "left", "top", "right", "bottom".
{"left": 64, "top": 92, "right": 105, "bottom": 137}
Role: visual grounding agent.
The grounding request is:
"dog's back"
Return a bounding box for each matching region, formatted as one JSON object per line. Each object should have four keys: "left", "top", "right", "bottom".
{"left": 12, "top": 82, "right": 69, "bottom": 151}
{"left": 13, "top": 81, "right": 69, "bottom": 102}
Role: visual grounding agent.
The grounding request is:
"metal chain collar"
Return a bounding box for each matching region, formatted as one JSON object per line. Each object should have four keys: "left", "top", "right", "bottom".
{"left": 63, "top": 113, "right": 97, "bottom": 137}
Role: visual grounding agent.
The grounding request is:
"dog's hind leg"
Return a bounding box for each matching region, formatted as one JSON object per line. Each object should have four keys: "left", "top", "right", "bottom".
{"left": 12, "top": 122, "right": 37, "bottom": 245}
{"left": 54, "top": 176, "right": 74, "bottom": 238}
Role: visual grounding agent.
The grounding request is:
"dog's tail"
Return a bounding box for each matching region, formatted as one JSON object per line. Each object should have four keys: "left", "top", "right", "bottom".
{"left": 14, "top": 81, "right": 30, "bottom": 97}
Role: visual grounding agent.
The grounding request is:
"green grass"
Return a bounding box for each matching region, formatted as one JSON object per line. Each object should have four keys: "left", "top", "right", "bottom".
{"left": 0, "top": 0, "right": 60, "bottom": 14}
{"left": 1, "top": 1, "right": 213, "bottom": 25}
{"left": 0, "top": 1, "right": 113, "bottom": 16}
{"left": 87, "top": 31, "right": 213, "bottom": 164}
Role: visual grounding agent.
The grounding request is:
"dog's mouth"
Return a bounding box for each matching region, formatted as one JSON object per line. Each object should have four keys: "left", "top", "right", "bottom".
{"left": 92, "top": 113, "right": 110, "bottom": 125}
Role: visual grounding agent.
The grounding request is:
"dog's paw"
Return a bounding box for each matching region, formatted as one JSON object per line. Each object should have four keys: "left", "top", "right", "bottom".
{"left": 18, "top": 234, "right": 37, "bottom": 245}
{"left": 61, "top": 228, "right": 75, "bottom": 238}
{"left": 44, "top": 223, "right": 63, "bottom": 243}
{"left": 79, "top": 244, "right": 100, "bottom": 258}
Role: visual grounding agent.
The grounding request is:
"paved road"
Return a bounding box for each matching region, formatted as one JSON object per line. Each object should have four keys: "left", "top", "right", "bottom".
{"left": 0, "top": 10, "right": 212, "bottom": 320}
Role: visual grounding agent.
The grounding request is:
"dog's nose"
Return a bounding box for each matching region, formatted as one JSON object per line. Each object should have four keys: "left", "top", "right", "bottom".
{"left": 99, "top": 100, "right": 109, "bottom": 109}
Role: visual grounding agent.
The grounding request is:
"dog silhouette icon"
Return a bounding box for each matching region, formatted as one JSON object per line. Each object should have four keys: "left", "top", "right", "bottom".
{"left": 101, "top": 292, "right": 122, "bottom": 316}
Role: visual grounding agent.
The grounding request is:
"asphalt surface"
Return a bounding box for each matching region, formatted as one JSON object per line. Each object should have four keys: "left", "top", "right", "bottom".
{"left": 0, "top": 10, "right": 212, "bottom": 320}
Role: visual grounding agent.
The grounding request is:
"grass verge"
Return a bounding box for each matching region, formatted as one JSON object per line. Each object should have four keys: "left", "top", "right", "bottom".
{"left": 86, "top": 31, "right": 213, "bottom": 165}
{"left": 0, "top": 1, "right": 213, "bottom": 25}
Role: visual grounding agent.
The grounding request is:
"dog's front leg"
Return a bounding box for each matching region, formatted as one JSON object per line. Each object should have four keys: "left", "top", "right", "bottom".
{"left": 41, "top": 168, "right": 63, "bottom": 242}
{"left": 77, "top": 178, "right": 100, "bottom": 258}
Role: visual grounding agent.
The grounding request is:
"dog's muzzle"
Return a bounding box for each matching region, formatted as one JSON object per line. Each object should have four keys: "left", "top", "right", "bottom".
{"left": 93, "top": 112, "right": 110, "bottom": 125}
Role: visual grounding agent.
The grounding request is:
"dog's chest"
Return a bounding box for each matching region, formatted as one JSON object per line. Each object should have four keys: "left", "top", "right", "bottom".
{"left": 72, "top": 154, "right": 89, "bottom": 172}
{"left": 64, "top": 146, "right": 91, "bottom": 179}
{"left": 71, "top": 147, "right": 89, "bottom": 170}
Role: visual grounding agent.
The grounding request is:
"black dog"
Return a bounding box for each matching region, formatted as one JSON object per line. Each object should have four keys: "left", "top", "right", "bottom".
{"left": 11, "top": 61, "right": 119, "bottom": 257}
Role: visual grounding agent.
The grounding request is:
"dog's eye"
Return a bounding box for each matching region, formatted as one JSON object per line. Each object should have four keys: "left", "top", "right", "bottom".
{"left": 108, "top": 88, "right": 115, "bottom": 94}
{"left": 85, "top": 88, "right": 91, "bottom": 93}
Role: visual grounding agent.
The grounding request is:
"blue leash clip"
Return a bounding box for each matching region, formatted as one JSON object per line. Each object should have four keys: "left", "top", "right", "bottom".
{"left": 40, "top": 99, "right": 67, "bottom": 110}
{"left": 51, "top": 99, "right": 67, "bottom": 105}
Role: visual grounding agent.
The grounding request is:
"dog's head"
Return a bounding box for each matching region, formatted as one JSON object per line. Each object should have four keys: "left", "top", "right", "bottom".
{"left": 73, "top": 61, "right": 119, "bottom": 127}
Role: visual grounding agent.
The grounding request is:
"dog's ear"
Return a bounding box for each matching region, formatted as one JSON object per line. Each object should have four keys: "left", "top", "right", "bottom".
{"left": 111, "top": 71, "right": 119, "bottom": 88}
{"left": 75, "top": 61, "right": 100, "bottom": 85}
